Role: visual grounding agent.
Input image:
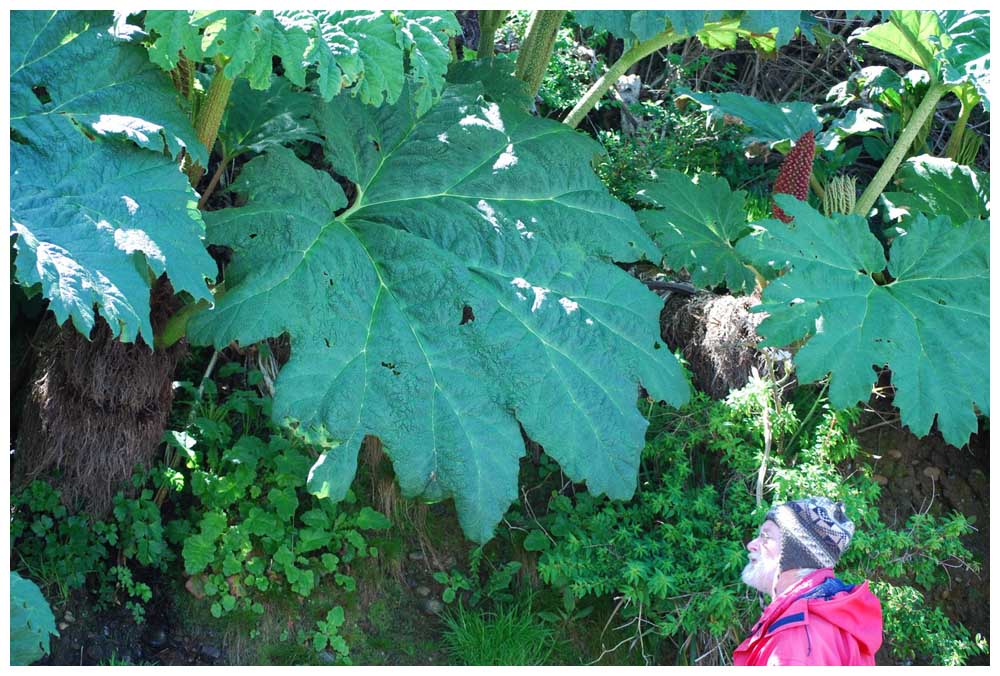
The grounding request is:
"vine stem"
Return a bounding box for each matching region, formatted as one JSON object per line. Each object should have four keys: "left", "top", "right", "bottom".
{"left": 853, "top": 82, "right": 948, "bottom": 217}
{"left": 514, "top": 10, "right": 566, "bottom": 97}
{"left": 564, "top": 30, "right": 685, "bottom": 129}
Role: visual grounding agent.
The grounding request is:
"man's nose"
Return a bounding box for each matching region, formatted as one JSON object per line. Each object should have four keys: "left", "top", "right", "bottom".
{"left": 747, "top": 538, "right": 759, "bottom": 552}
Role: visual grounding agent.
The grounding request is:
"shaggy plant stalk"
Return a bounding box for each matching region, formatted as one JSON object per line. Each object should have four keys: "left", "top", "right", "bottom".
{"left": 186, "top": 59, "right": 234, "bottom": 186}
{"left": 514, "top": 10, "right": 566, "bottom": 97}
{"left": 854, "top": 82, "right": 948, "bottom": 216}
{"left": 477, "top": 10, "right": 507, "bottom": 59}
{"left": 563, "top": 30, "right": 685, "bottom": 129}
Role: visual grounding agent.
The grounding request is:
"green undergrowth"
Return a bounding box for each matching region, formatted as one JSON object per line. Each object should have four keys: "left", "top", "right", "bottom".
{"left": 11, "top": 357, "right": 987, "bottom": 665}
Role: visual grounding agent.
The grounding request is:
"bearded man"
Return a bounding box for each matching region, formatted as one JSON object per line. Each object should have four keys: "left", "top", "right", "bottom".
{"left": 734, "top": 497, "right": 883, "bottom": 666}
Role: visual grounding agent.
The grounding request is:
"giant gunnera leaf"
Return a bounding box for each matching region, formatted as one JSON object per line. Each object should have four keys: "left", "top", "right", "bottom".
{"left": 144, "top": 10, "right": 458, "bottom": 114}
{"left": 636, "top": 171, "right": 756, "bottom": 292}
{"left": 189, "top": 83, "right": 689, "bottom": 542}
{"left": 738, "top": 196, "right": 988, "bottom": 448}
{"left": 10, "top": 11, "right": 214, "bottom": 343}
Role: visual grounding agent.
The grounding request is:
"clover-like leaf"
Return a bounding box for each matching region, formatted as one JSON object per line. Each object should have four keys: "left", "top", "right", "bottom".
{"left": 637, "top": 171, "right": 756, "bottom": 292}
{"left": 739, "top": 197, "right": 988, "bottom": 447}
{"left": 189, "top": 83, "right": 688, "bottom": 542}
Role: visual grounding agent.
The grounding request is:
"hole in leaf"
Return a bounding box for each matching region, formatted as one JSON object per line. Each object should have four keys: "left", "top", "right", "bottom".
{"left": 31, "top": 86, "right": 51, "bottom": 105}
{"left": 937, "top": 299, "right": 946, "bottom": 305}
{"left": 11, "top": 128, "right": 30, "bottom": 145}
{"left": 324, "top": 338, "right": 331, "bottom": 348}
{"left": 460, "top": 305, "right": 475, "bottom": 325}
{"left": 381, "top": 361, "right": 401, "bottom": 376}
{"left": 653, "top": 342, "right": 661, "bottom": 350}
{"left": 373, "top": 140, "right": 381, "bottom": 152}
{"left": 248, "top": 233, "right": 257, "bottom": 239}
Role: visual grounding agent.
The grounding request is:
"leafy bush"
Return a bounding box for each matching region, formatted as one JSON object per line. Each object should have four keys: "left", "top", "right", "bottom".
{"left": 10, "top": 572, "right": 59, "bottom": 666}
{"left": 520, "top": 378, "right": 986, "bottom": 665}
{"left": 594, "top": 98, "right": 758, "bottom": 210}
{"left": 164, "top": 377, "right": 392, "bottom": 619}
{"left": 11, "top": 475, "right": 170, "bottom": 622}
{"left": 441, "top": 601, "right": 555, "bottom": 665}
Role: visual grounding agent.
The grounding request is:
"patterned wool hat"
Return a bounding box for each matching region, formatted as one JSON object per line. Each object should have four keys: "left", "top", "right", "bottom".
{"left": 766, "top": 497, "right": 855, "bottom": 573}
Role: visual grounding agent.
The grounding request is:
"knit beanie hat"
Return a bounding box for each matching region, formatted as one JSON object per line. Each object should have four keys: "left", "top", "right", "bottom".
{"left": 766, "top": 497, "right": 855, "bottom": 573}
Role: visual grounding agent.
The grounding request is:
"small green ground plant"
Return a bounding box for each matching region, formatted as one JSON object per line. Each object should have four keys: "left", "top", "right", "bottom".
{"left": 11, "top": 473, "right": 171, "bottom": 625}
{"left": 164, "top": 373, "right": 392, "bottom": 621}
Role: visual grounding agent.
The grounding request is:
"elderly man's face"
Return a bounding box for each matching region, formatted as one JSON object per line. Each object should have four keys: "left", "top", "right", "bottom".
{"left": 742, "top": 519, "right": 782, "bottom": 594}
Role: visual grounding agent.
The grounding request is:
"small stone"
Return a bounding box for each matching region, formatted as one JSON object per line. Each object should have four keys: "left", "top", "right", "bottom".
{"left": 419, "top": 598, "right": 444, "bottom": 615}
{"left": 888, "top": 449, "right": 903, "bottom": 460}
{"left": 415, "top": 586, "right": 431, "bottom": 598}
{"left": 923, "top": 466, "right": 941, "bottom": 481}
{"left": 58, "top": 622, "right": 70, "bottom": 631}
{"left": 200, "top": 645, "right": 222, "bottom": 661}
{"left": 145, "top": 627, "right": 168, "bottom": 649}
{"left": 408, "top": 551, "right": 425, "bottom": 562}
{"left": 873, "top": 474, "right": 889, "bottom": 486}
{"left": 63, "top": 611, "right": 75, "bottom": 623}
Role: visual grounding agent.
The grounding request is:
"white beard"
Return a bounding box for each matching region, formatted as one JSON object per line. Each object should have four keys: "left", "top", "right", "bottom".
{"left": 741, "top": 555, "right": 780, "bottom": 595}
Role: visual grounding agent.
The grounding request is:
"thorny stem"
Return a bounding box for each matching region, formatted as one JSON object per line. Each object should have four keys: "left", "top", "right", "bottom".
{"left": 564, "top": 29, "right": 686, "bottom": 129}
{"left": 514, "top": 10, "right": 566, "bottom": 98}
{"left": 854, "top": 82, "right": 948, "bottom": 217}
{"left": 476, "top": 10, "right": 507, "bottom": 59}
{"left": 186, "top": 58, "right": 234, "bottom": 186}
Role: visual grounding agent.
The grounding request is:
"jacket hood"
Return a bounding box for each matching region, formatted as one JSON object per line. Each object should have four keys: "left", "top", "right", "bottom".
{"left": 802, "top": 578, "right": 883, "bottom": 657}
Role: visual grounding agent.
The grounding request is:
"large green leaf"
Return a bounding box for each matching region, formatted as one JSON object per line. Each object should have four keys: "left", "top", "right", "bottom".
{"left": 189, "top": 84, "right": 688, "bottom": 542}
{"left": 11, "top": 11, "right": 205, "bottom": 164}
{"left": 218, "top": 77, "right": 321, "bottom": 159}
{"left": 738, "top": 197, "right": 988, "bottom": 447}
{"left": 10, "top": 11, "right": 214, "bottom": 343}
{"left": 636, "top": 171, "right": 755, "bottom": 292}
{"left": 881, "top": 155, "right": 989, "bottom": 225}
{"left": 10, "top": 572, "right": 59, "bottom": 666}
{"left": 446, "top": 54, "right": 533, "bottom": 112}
{"left": 574, "top": 10, "right": 804, "bottom": 48}
{"left": 147, "top": 10, "right": 458, "bottom": 114}
{"left": 676, "top": 89, "right": 821, "bottom": 148}
{"left": 855, "top": 10, "right": 990, "bottom": 110}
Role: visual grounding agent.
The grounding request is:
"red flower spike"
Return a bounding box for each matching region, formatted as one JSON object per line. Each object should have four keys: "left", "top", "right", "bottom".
{"left": 771, "top": 130, "right": 815, "bottom": 224}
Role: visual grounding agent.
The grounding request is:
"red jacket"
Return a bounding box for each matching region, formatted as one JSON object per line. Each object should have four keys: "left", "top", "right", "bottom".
{"left": 734, "top": 568, "right": 883, "bottom": 666}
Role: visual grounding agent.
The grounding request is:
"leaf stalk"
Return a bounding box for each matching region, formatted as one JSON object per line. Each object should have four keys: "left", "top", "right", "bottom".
{"left": 853, "top": 82, "right": 948, "bottom": 217}
{"left": 514, "top": 10, "right": 566, "bottom": 98}
{"left": 563, "top": 30, "right": 685, "bottom": 129}
{"left": 186, "top": 59, "right": 234, "bottom": 186}
{"left": 477, "top": 10, "right": 508, "bottom": 59}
